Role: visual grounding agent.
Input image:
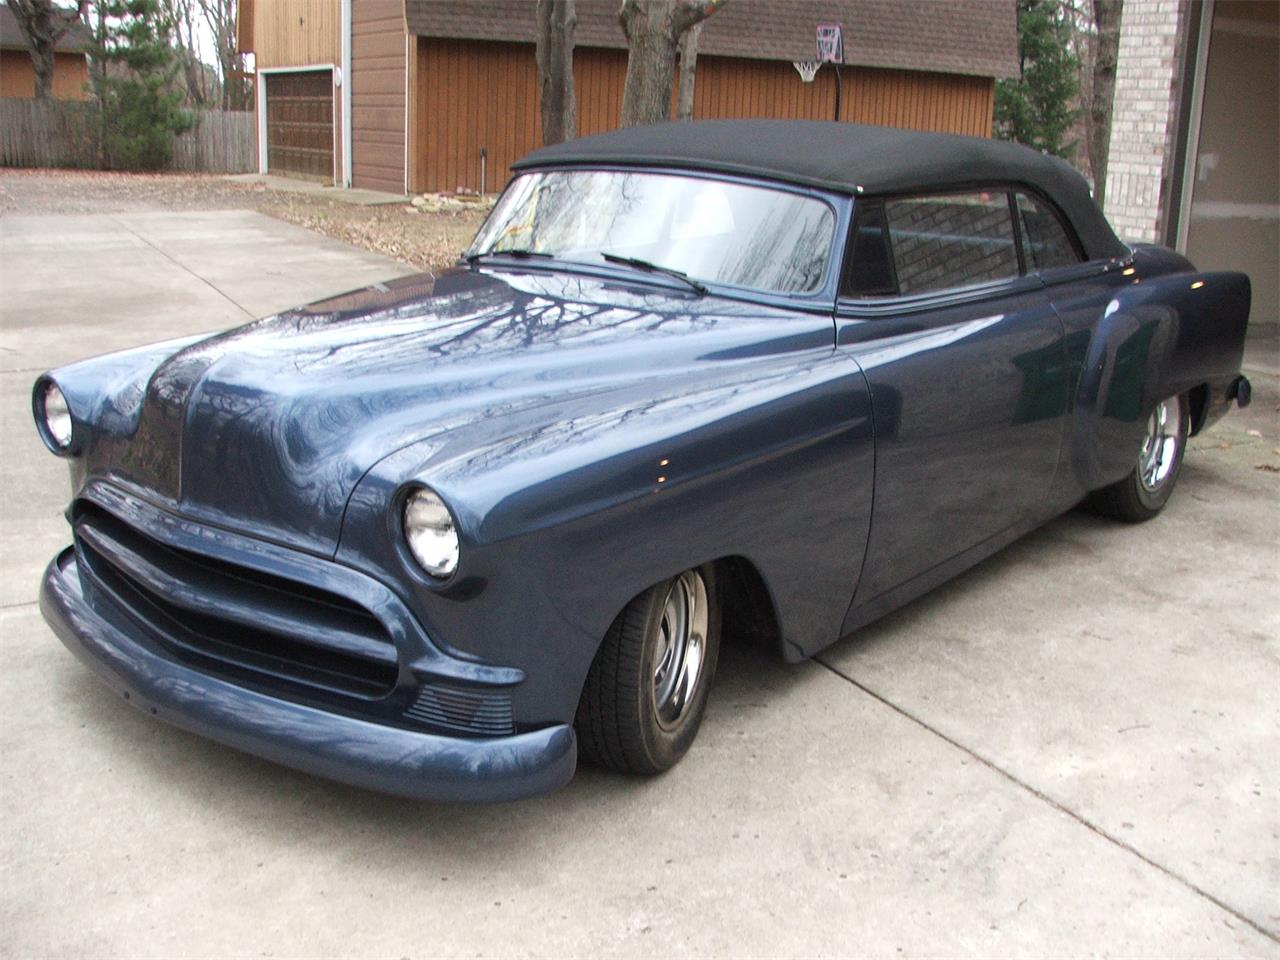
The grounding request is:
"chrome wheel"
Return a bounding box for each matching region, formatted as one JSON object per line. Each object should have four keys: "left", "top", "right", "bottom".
{"left": 651, "top": 569, "right": 708, "bottom": 730}
{"left": 1086, "top": 391, "right": 1189, "bottom": 522}
{"left": 1138, "top": 394, "right": 1185, "bottom": 493}
{"left": 577, "top": 565, "right": 722, "bottom": 774}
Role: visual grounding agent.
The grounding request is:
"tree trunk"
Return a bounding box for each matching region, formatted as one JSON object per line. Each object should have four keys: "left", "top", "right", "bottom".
{"left": 8, "top": 0, "right": 87, "bottom": 100}
{"left": 619, "top": 0, "right": 725, "bottom": 128}
{"left": 220, "top": 23, "right": 248, "bottom": 110}
{"left": 94, "top": 1, "right": 106, "bottom": 165}
{"left": 676, "top": 22, "right": 701, "bottom": 120}
{"left": 29, "top": 42, "right": 56, "bottom": 99}
{"left": 1088, "top": 0, "right": 1123, "bottom": 206}
{"left": 536, "top": 0, "right": 577, "bottom": 145}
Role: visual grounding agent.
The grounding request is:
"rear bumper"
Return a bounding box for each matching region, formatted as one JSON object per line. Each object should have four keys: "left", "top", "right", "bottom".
{"left": 40, "top": 549, "right": 577, "bottom": 802}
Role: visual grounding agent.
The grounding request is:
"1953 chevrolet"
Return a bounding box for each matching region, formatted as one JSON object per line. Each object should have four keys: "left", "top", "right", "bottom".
{"left": 33, "top": 121, "right": 1252, "bottom": 802}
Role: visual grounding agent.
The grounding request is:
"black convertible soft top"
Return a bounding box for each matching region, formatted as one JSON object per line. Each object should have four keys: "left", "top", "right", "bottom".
{"left": 514, "top": 120, "right": 1127, "bottom": 262}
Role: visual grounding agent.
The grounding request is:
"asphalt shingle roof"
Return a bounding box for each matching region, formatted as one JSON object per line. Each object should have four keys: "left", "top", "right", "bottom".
{"left": 404, "top": 0, "right": 1018, "bottom": 80}
{"left": 0, "top": 3, "right": 93, "bottom": 53}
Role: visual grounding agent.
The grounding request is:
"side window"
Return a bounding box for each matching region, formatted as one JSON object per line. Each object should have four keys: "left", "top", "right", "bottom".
{"left": 885, "top": 191, "right": 1019, "bottom": 294}
{"left": 1016, "top": 192, "right": 1082, "bottom": 270}
{"left": 842, "top": 201, "right": 897, "bottom": 297}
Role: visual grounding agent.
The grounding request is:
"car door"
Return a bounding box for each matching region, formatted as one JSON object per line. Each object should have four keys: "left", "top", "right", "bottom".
{"left": 835, "top": 189, "right": 1070, "bottom": 620}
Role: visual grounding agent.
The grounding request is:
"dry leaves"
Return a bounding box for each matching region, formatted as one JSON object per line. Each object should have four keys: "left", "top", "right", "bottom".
{"left": 262, "top": 196, "right": 484, "bottom": 272}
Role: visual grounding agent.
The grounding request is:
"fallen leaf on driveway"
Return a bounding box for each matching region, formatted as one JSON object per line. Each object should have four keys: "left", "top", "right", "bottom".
{"left": 1255, "top": 464, "right": 1280, "bottom": 473}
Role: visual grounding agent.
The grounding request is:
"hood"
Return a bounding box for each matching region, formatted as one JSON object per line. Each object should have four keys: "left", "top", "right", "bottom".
{"left": 78, "top": 267, "right": 834, "bottom": 556}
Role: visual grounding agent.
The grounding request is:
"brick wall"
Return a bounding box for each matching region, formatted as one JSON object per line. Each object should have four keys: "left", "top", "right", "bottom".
{"left": 887, "top": 197, "right": 1019, "bottom": 293}
{"left": 1102, "top": 0, "right": 1191, "bottom": 243}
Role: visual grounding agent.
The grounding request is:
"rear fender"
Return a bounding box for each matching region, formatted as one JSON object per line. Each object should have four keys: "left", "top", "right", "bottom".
{"left": 1070, "top": 270, "right": 1250, "bottom": 491}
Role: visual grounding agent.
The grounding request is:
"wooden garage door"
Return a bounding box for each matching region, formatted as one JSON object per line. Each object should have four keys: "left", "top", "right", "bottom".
{"left": 265, "top": 70, "right": 333, "bottom": 182}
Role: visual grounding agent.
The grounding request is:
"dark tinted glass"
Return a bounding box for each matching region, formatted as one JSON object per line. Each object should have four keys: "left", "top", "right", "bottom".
{"left": 843, "top": 202, "right": 897, "bottom": 297}
{"left": 1016, "top": 192, "right": 1081, "bottom": 269}
{"left": 885, "top": 192, "right": 1019, "bottom": 294}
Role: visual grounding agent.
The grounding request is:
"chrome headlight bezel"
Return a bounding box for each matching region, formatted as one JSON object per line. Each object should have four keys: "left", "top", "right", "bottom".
{"left": 401, "top": 486, "right": 461, "bottom": 580}
{"left": 33, "top": 378, "right": 78, "bottom": 456}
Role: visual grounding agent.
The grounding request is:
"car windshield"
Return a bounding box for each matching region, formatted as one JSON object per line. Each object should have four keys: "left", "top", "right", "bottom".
{"left": 467, "top": 170, "right": 836, "bottom": 294}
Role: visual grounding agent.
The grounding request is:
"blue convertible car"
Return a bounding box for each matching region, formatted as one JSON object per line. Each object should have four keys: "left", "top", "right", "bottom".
{"left": 34, "top": 121, "right": 1252, "bottom": 801}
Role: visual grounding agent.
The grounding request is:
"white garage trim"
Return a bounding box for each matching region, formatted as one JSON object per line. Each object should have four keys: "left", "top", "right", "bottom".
{"left": 341, "top": 0, "right": 353, "bottom": 188}
{"left": 256, "top": 63, "right": 339, "bottom": 181}
{"left": 1175, "top": 0, "right": 1213, "bottom": 253}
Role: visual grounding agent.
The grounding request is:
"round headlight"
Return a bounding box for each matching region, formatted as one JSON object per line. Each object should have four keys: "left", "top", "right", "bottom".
{"left": 404, "top": 488, "right": 459, "bottom": 579}
{"left": 42, "top": 382, "right": 74, "bottom": 450}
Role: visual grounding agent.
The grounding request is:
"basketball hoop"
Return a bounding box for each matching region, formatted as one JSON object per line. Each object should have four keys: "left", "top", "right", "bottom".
{"left": 793, "top": 60, "right": 820, "bottom": 83}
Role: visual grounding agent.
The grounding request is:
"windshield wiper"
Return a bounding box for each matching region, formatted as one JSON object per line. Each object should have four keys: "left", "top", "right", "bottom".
{"left": 600, "top": 253, "right": 707, "bottom": 295}
{"left": 464, "top": 248, "right": 554, "bottom": 265}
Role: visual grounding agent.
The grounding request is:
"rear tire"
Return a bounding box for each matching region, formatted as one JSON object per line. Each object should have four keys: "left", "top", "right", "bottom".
{"left": 576, "top": 565, "right": 721, "bottom": 775}
{"left": 1087, "top": 392, "right": 1190, "bottom": 522}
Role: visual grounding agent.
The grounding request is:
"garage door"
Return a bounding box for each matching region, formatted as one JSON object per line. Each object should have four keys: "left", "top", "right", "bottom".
{"left": 265, "top": 70, "right": 334, "bottom": 182}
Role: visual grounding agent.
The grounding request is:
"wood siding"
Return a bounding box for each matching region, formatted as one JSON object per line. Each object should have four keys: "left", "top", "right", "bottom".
{"left": 695, "top": 56, "right": 996, "bottom": 134}
{"left": 0, "top": 50, "right": 90, "bottom": 100}
{"left": 351, "top": 0, "right": 406, "bottom": 194}
{"left": 411, "top": 40, "right": 995, "bottom": 194}
{"left": 413, "top": 38, "right": 536, "bottom": 195}
{"left": 236, "top": 0, "right": 255, "bottom": 53}
{"left": 245, "top": 0, "right": 339, "bottom": 68}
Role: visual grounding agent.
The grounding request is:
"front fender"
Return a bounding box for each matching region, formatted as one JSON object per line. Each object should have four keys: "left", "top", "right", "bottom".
{"left": 336, "top": 348, "right": 874, "bottom": 724}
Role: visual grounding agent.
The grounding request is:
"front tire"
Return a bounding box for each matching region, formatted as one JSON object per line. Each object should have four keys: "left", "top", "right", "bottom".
{"left": 1087, "top": 392, "right": 1190, "bottom": 522}
{"left": 576, "top": 566, "right": 721, "bottom": 775}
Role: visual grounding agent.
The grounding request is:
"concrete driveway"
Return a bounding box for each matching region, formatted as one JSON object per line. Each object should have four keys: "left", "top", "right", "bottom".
{"left": 1, "top": 209, "right": 1277, "bottom": 958}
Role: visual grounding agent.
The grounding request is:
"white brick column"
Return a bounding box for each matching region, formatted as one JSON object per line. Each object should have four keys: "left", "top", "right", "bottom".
{"left": 1103, "top": 0, "right": 1192, "bottom": 243}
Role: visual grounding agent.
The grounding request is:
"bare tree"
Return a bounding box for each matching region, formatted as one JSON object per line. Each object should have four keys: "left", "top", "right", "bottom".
{"left": 618, "top": 0, "right": 726, "bottom": 127}
{"left": 161, "top": 0, "right": 209, "bottom": 106}
{"left": 536, "top": 0, "right": 576, "bottom": 145}
{"left": 155, "top": 0, "right": 247, "bottom": 110}
{"left": 198, "top": 0, "right": 248, "bottom": 110}
{"left": 8, "top": 0, "right": 90, "bottom": 99}
{"left": 1087, "top": 0, "right": 1122, "bottom": 206}
{"left": 675, "top": 21, "right": 701, "bottom": 120}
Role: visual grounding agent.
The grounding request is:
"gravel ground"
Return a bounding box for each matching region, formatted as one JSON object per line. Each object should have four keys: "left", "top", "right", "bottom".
{"left": 0, "top": 169, "right": 489, "bottom": 272}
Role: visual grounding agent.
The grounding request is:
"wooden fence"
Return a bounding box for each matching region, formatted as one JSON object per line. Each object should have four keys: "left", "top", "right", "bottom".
{"left": 0, "top": 98, "right": 255, "bottom": 173}
{"left": 172, "top": 109, "right": 256, "bottom": 173}
{"left": 0, "top": 98, "right": 98, "bottom": 168}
